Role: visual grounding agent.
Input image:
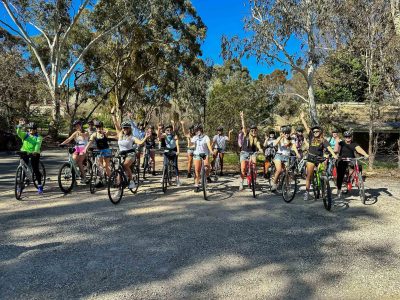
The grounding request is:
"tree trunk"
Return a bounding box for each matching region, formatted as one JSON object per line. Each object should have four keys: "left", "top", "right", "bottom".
{"left": 368, "top": 101, "right": 375, "bottom": 171}
{"left": 391, "top": 0, "right": 400, "bottom": 36}
{"left": 48, "top": 88, "right": 61, "bottom": 139}
{"left": 398, "top": 135, "right": 400, "bottom": 169}
{"left": 307, "top": 64, "right": 318, "bottom": 126}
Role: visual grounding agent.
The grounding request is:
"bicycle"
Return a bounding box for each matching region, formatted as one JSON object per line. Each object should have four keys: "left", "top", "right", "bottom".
{"left": 280, "top": 155, "right": 298, "bottom": 203}
{"left": 340, "top": 157, "right": 366, "bottom": 204}
{"left": 162, "top": 150, "right": 178, "bottom": 193}
{"left": 58, "top": 146, "right": 92, "bottom": 194}
{"left": 107, "top": 149, "right": 140, "bottom": 205}
{"left": 89, "top": 150, "right": 108, "bottom": 194}
{"left": 211, "top": 148, "right": 223, "bottom": 181}
{"left": 142, "top": 147, "right": 154, "bottom": 179}
{"left": 243, "top": 152, "right": 259, "bottom": 198}
{"left": 198, "top": 153, "right": 209, "bottom": 200}
{"left": 14, "top": 151, "right": 46, "bottom": 200}
{"left": 310, "top": 156, "right": 333, "bottom": 211}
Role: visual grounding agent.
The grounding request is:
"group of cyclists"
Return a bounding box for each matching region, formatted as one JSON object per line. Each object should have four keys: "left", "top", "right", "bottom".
{"left": 14, "top": 108, "right": 369, "bottom": 203}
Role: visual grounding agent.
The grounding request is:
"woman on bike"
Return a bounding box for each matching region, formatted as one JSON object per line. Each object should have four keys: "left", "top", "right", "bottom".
{"left": 111, "top": 113, "right": 149, "bottom": 189}
{"left": 144, "top": 125, "right": 158, "bottom": 176}
{"left": 181, "top": 121, "right": 196, "bottom": 178}
{"left": 263, "top": 129, "right": 276, "bottom": 178}
{"left": 211, "top": 126, "right": 233, "bottom": 176}
{"left": 239, "top": 111, "right": 263, "bottom": 191}
{"left": 301, "top": 112, "right": 337, "bottom": 201}
{"left": 60, "top": 120, "right": 89, "bottom": 184}
{"left": 191, "top": 124, "right": 213, "bottom": 192}
{"left": 84, "top": 120, "right": 112, "bottom": 179}
{"left": 334, "top": 131, "right": 369, "bottom": 198}
{"left": 158, "top": 124, "right": 181, "bottom": 187}
{"left": 16, "top": 120, "right": 43, "bottom": 194}
{"left": 271, "top": 126, "right": 300, "bottom": 191}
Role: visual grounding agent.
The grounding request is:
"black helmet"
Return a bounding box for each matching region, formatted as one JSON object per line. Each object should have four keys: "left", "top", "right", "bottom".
{"left": 296, "top": 126, "right": 304, "bottom": 133}
{"left": 311, "top": 125, "right": 322, "bottom": 132}
{"left": 94, "top": 120, "right": 104, "bottom": 127}
{"left": 268, "top": 129, "right": 276, "bottom": 135}
{"left": 281, "top": 125, "right": 291, "bottom": 133}
{"left": 164, "top": 124, "right": 173, "bottom": 130}
{"left": 250, "top": 124, "right": 257, "bottom": 130}
{"left": 194, "top": 124, "right": 203, "bottom": 131}
{"left": 343, "top": 131, "right": 352, "bottom": 137}
{"left": 27, "top": 122, "right": 37, "bottom": 129}
{"left": 121, "top": 121, "right": 131, "bottom": 128}
{"left": 217, "top": 126, "right": 223, "bottom": 131}
{"left": 72, "top": 120, "right": 82, "bottom": 126}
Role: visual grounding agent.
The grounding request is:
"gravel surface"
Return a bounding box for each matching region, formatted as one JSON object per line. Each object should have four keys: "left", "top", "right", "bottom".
{"left": 1, "top": 150, "right": 400, "bottom": 299}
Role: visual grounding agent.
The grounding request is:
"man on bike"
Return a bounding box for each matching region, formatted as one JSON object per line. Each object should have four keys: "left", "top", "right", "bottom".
{"left": 211, "top": 126, "right": 233, "bottom": 176}
{"left": 16, "top": 119, "right": 43, "bottom": 194}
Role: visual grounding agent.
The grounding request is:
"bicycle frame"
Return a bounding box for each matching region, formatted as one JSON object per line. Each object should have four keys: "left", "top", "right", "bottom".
{"left": 245, "top": 155, "right": 257, "bottom": 185}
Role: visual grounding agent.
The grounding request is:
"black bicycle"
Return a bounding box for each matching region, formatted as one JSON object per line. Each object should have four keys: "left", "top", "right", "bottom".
{"left": 142, "top": 147, "right": 154, "bottom": 179}
{"left": 162, "top": 150, "right": 178, "bottom": 193}
{"left": 211, "top": 148, "right": 223, "bottom": 181}
{"left": 107, "top": 149, "right": 140, "bottom": 205}
{"left": 14, "top": 151, "right": 46, "bottom": 200}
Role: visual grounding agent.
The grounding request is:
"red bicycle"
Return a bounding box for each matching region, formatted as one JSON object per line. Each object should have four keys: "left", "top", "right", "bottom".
{"left": 340, "top": 157, "right": 366, "bottom": 204}
{"left": 244, "top": 152, "right": 259, "bottom": 198}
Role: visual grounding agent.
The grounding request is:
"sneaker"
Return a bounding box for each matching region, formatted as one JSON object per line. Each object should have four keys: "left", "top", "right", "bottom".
{"left": 128, "top": 181, "right": 136, "bottom": 189}
{"left": 239, "top": 181, "right": 244, "bottom": 191}
{"left": 219, "top": 171, "right": 224, "bottom": 176}
{"left": 337, "top": 190, "right": 342, "bottom": 199}
{"left": 271, "top": 184, "right": 277, "bottom": 192}
{"left": 303, "top": 191, "right": 309, "bottom": 201}
{"left": 187, "top": 173, "right": 192, "bottom": 178}
{"left": 37, "top": 185, "right": 43, "bottom": 194}
{"left": 194, "top": 186, "right": 200, "bottom": 193}
{"left": 207, "top": 177, "right": 212, "bottom": 183}
{"left": 176, "top": 179, "right": 181, "bottom": 187}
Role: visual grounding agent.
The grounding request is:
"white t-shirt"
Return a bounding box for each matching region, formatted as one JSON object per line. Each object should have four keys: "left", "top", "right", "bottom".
{"left": 191, "top": 135, "right": 210, "bottom": 155}
{"left": 277, "top": 139, "right": 292, "bottom": 156}
{"left": 213, "top": 135, "right": 229, "bottom": 150}
{"left": 118, "top": 134, "right": 135, "bottom": 151}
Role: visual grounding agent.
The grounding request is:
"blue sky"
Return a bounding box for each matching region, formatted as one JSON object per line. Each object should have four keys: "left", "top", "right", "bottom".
{"left": 191, "top": 0, "right": 291, "bottom": 78}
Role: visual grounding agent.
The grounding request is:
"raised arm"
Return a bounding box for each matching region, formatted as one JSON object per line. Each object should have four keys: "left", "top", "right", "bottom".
{"left": 180, "top": 121, "right": 191, "bottom": 138}
{"left": 157, "top": 124, "right": 163, "bottom": 140}
{"left": 227, "top": 129, "right": 233, "bottom": 141}
{"left": 175, "top": 135, "right": 180, "bottom": 154}
{"left": 134, "top": 132, "right": 150, "bottom": 146}
{"left": 240, "top": 111, "right": 246, "bottom": 135}
{"left": 300, "top": 111, "right": 310, "bottom": 135}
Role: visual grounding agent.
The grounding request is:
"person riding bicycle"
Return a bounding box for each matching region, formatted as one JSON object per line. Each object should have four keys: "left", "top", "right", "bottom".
{"left": 60, "top": 120, "right": 90, "bottom": 184}
{"left": 263, "top": 129, "right": 276, "bottom": 178}
{"left": 84, "top": 120, "right": 112, "bottom": 179}
{"left": 239, "top": 111, "right": 263, "bottom": 191}
{"left": 271, "top": 126, "right": 300, "bottom": 191}
{"left": 291, "top": 125, "right": 307, "bottom": 157}
{"left": 144, "top": 124, "right": 158, "bottom": 176}
{"left": 16, "top": 120, "right": 43, "bottom": 194}
{"left": 181, "top": 121, "right": 196, "bottom": 178}
{"left": 211, "top": 126, "right": 233, "bottom": 176}
{"left": 334, "top": 131, "right": 369, "bottom": 199}
{"left": 158, "top": 124, "right": 181, "bottom": 187}
{"left": 191, "top": 124, "right": 213, "bottom": 192}
{"left": 301, "top": 112, "right": 337, "bottom": 201}
{"left": 327, "top": 128, "right": 340, "bottom": 150}
{"left": 126, "top": 111, "right": 146, "bottom": 165}
{"left": 112, "top": 114, "right": 149, "bottom": 189}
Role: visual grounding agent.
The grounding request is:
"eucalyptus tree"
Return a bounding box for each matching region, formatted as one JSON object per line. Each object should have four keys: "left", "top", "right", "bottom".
{"left": 0, "top": 0, "right": 134, "bottom": 136}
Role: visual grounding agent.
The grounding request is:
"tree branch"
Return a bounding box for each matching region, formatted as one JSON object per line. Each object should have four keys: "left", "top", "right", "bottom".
{"left": 60, "top": 0, "right": 90, "bottom": 48}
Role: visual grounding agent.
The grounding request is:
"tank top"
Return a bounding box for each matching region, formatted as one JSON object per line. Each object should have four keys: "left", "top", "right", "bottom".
{"left": 242, "top": 135, "right": 259, "bottom": 153}
{"left": 277, "top": 139, "right": 292, "bottom": 156}
{"left": 74, "top": 132, "right": 88, "bottom": 146}
{"left": 164, "top": 134, "right": 177, "bottom": 151}
{"left": 118, "top": 134, "right": 135, "bottom": 151}
{"left": 94, "top": 133, "right": 109, "bottom": 150}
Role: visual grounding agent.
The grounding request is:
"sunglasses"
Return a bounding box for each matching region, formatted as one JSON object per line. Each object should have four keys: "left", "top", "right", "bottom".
{"left": 345, "top": 136, "right": 352, "bottom": 138}
{"left": 313, "top": 130, "right": 320, "bottom": 133}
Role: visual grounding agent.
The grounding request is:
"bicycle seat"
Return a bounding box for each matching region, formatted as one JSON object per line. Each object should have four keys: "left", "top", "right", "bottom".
{"left": 68, "top": 147, "right": 76, "bottom": 154}
{"left": 16, "top": 151, "right": 27, "bottom": 156}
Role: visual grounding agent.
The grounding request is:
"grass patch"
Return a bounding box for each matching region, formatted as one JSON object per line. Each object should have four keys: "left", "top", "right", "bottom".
{"left": 373, "top": 160, "right": 398, "bottom": 170}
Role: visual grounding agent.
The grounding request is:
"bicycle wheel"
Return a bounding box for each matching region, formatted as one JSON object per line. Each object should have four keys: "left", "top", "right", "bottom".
{"left": 213, "top": 156, "right": 220, "bottom": 181}
{"left": 358, "top": 172, "right": 366, "bottom": 204}
{"left": 251, "top": 168, "right": 256, "bottom": 198}
{"left": 282, "top": 171, "right": 297, "bottom": 203}
{"left": 268, "top": 163, "right": 276, "bottom": 190}
{"left": 107, "top": 170, "right": 124, "bottom": 205}
{"left": 162, "top": 165, "right": 168, "bottom": 193}
{"left": 142, "top": 154, "right": 149, "bottom": 179}
{"left": 15, "top": 166, "right": 25, "bottom": 200}
{"left": 130, "top": 165, "right": 140, "bottom": 194}
{"left": 33, "top": 161, "right": 46, "bottom": 188}
{"left": 312, "top": 173, "right": 320, "bottom": 199}
{"left": 58, "top": 163, "right": 75, "bottom": 193}
{"left": 89, "top": 164, "right": 98, "bottom": 194}
{"left": 168, "top": 161, "right": 174, "bottom": 186}
{"left": 202, "top": 167, "right": 208, "bottom": 200}
{"left": 322, "top": 177, "right": 333, "bottom": 211}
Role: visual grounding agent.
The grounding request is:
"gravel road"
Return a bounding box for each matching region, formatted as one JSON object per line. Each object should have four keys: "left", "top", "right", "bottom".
{"left": 1, "top": 150, "right": 399, "bottom": 299}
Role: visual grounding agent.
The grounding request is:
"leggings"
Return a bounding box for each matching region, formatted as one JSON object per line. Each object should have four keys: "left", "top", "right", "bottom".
{"left": 21, "top": 153, "right": 42, "bottom": 185}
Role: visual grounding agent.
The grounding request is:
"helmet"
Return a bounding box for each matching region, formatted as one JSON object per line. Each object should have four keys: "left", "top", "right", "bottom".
{"left": 250, "top": 124, "right": 257, "bottom": 130}
{"left": 27, "top": 122, "right": 37, "bottom": 129}
{"left": 88, "top": 120, "right": 94, "bottom": 125}
{"left": 189, "top": 124, "right": 195, "bottom": 131}
{"left": 121, "top": 121, "right": 131, "bottom": 128}
{"left": 331, "top": 128, "right": 338, "bottom": 133}
{"left": 138, "top": 121, "right": 144, "bottom": 127}
{"left": 281, "top": 126, "right": 291, "bottom": 133}
{"left": 94, "top": 120, "right": 104, "bottom": 127}
{"left": 72, "top": 120, "right": 82, "bottom": 126}
{"left": 268, "top": 129, "right": 276, "bottom": 135}
{"left": 311, "top": 125, "right": 322, "bottom": 132}
{"left": 343, "top": 131, "right": 352, "bottom": 137}
{"left": 164, "top": 124, "right": 173, "bottom": 130}
{"left": 194, "top": 124, "right": 203, "bottom": 131}
{"left": 296, "top": 126, "right": 304, "bottom": 133}
{"left": 217, "top": 126, "right": 223, "bottom": 131}
{"left": 148, "top": 124, "right": 155, "bottom": 130}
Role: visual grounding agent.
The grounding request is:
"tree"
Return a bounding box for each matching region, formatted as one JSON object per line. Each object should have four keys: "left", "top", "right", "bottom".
{"left": 0, "top": 0, "right": 134, "bottom": 137}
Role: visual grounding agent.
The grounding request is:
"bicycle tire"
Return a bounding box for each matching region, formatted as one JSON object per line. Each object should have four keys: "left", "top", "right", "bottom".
{"left": 15, "top": 166, "right": 24, "bottom": 200}
{"left": 312, "top": 173, "right": 320, "bottom": 199}
{"left": 202, "top": 165, "right": 208, "bottom": 200}
{"left": 33, "top": 161, "right": 46, "bottom": 188}
{"left": 322, "top": 176, "right": 332, "bottom": 211}
{"left": 89, "top": 164, "right": 98, "bottom": 194}
{"left": 107, "top": 170, "right": 124, "bottom": 205}
{"left": 130, "top": 165, "right": 140, "bottom": 194}
{"left": 58, "top": 162, "right": 75, "bottom": 194}
{"left": 251, "top": 167, "right": 256, "bottom": 198}
{"left": 143, "top": 154, "right": 149, "bottom": 179}
{"left": 268, "top": 163, "right": 276, "bottom": 191}
{"left": 213, "top": 155, "right": 220, "bottom": 181}
{"left": 162, "top": 165, "right": 168, "bottom": 193}
{"left": 168, "top": 160, "right": 174, "bottom": 186}
{"left": 282, "top": 171, "right": 297, "bottom": 203}
{"left": 358, "top": 172, "right": 366, "bottom": 204}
